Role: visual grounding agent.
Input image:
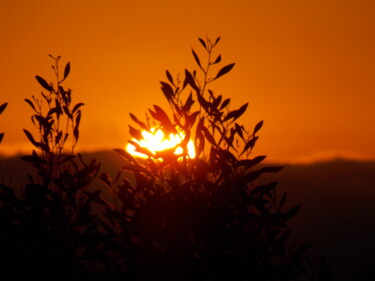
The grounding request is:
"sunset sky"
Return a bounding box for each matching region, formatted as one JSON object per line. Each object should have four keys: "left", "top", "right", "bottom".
{"left": 0, "top": 0, "right": 374, "bottom": 163}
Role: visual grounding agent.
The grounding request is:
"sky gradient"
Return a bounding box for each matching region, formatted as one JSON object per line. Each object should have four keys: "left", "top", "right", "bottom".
{"left": 1, "top": 0, "right": 374, "bottom": 163}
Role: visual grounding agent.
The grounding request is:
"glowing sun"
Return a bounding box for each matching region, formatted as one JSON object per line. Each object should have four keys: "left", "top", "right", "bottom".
{"left": 126, "top": 127, "right": 195, "bottom": 159}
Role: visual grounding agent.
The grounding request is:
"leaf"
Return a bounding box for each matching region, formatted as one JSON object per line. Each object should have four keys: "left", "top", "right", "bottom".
{"left": 23, "top": 129, "right": 41, "bottom": 148}
{"left": 213, "top": 95, "right": 222, "bottom": 108}
{"left": 253, "top": 120, "right": 263, "bottom": 135}
{"left": 0, "top": 133, "right": 3, "bottom": 143}
{"left": 202, "top": 126, "right": 216, "bottom": 146}
{"left": 182, "top": 92, "right": 194, "bottom": 112}
{"left": 198, "top": 38, "right": 207, "bottom": 49}
{"left": 166, "top": 70, "right": 174, "bottom": 85}
{"left": 0, "top": 102, "right": 8, "bottom": 114}
{"left": 129, "top": 113, "right": 148, "bottom": 131}
{"left": 242, "top": 136, "right": 258, "bottom": 154}
{"left": 184, "top": 69, "right": 198, "bottom": 91}
{"left": 74, "top": 111, "right": 81, "bottom": 142}
{"left": 192, "top": 48, "right": 202, "bottom": 69}
{"left": 63, "top": 106, "right": 73, "bottom": 119}
{"left": 186, "top": 111, "right": 199, "bottom": 128}
{"left": 213, "top": 63, "right": 235, "bottom": 81}
{"left": 214, "top": 36, "right": 221, "bottom": 45}
{"left": 76, "top": 110, "right": 81, "bottom": 127}
{"left": 216, "top": 148, "right": 237, "bottom": 163}
{"left": 129, "top": 125, "right": 142, "bottom": 140}
{"left": 35, "top": 75, "right": 53, "bottom": 92}
{"left": 160, "top": 81, "right": 174, "bottom": 101}
{"left": 114, "top": 148, "right": 138, "bottom": 164}
{"left": 251, "top": 182, "right": 278, "bottom": 196}
{"left": 34, "top": 115, "right": 48, "bottom": 127}
{"left": 128, "top": 140, "right": 153, "bottom": 157}
{"left": 55, "top": 131, "right": 62, "bottom": 144}
{"left": 74, "top": 125, "right": 79, "bottom": 142}
{"left": 235, "top": 123, "right": 244, "bottom": 139}
{"left": 149, "top": 105, "right": 175, "bottom": 133}
{"left": 213, "top": 54, "right": 221, "bottom": 64}
{"left": 236, "top": 155, "right": 266, "bottom": 170}
{"left": 220, "top": 98, "right": 230, "bottom": 110}
{"left": 72, "top": 103, "right": 84, "bottom": 113}
{"left": 223, "top": 103, "right": 248, "bottom": 122}
{"left": 100, "top": 172, "right": 113, "bottom": 188}
{"left": 197, "top": 93, "right": 210, "bottom": 112}
{"left": 47, "top": 108, "right": 58, "bottom": 116}
{"left": 61, "top": 155, "right": 75, "bottom": 163}
{"left": 63, "top": 62, "right": 70, "bottom": 80}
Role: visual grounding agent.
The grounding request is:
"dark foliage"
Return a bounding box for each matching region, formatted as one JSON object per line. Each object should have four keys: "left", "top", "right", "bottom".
{"left": 99, "top": 37, "right": 318, "bottom": 281}
{"left": 0, "top": 39, "right": 326, "bottom": 281}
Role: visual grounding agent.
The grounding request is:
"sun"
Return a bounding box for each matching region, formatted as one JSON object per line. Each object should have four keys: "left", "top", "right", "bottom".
{"left": 126, "top": 127, "right": 196, "bottom": 159}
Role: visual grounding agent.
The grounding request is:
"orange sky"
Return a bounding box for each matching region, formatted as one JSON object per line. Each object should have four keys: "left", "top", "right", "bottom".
{"left": 1, "top": 0, "right": 374, "bottom": 163}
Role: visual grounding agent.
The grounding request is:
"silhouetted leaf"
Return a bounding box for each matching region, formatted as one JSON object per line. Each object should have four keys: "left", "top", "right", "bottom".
{"left": 130, "top": 113, "right": 148, "bottom": 131}
{"left": 251, "top": 182, "right": 278, "bottom": 196}
{"left": 213, "top": 63, "right": 235, "bottom": 81}
{"left": 0, "top": 133, "right": 3, "bottom": 143}
{"left": 215, "top": 36, "right": 221, "bottom": 45}
{"left": 197, "top": 93, "right": 210, "bottom": 112}
{"left": 202, "top": 126, "right": 216, "bottom": 146}
{"left": 74, "top": 111, "right": 81, "bottom": 141}
{"left": 128, "top": 140, "right": 153, "bottom": 157}
{"left": 76, "top": 110, "right": 81, "bottom": 126}
{"left": 253, "top": 120, "right": 263, "bottom": 135}
{"left": 0, "top": 102, "right": 8, "bottom": 114}
{"left": 47, "top": 107, "right": 58, "bottom": 116}
{"left": 35, "top": 75, "right": 53, "bottom": 92}
{"left": 195, "top": 118, "right": 205, "bottom": 156}
{"left": 242, "top": 136, "right": 258, "bottom": 154}
{"left": 223, "top": 103, "right": 248, "bottom": 122}
{"left": 166, "top": 70, "right": 174, "bottom": 85}
{"left": 160, "top": 81, "right": 174, "bottom": 101}
{"left": 72, "top": 102, "right": 84, "bottom": 113}
{"left": 129, "top": 125, "right": 142, "bottom": 140}
{"left": 198, "top": 38, "right": 207, "bottom": 49}
{"left": 212, "top": 94, "right": 222, "bottom": 109}
{"left": 220, "top": 98, "right": 230, "bottom": 110}
{"left": 23, "top": 129, "right": 41, "bottom": 148}
{"left": 184, "top": 69, "right": 198, "bottom": 91}
{"left": 182, "top": 92, "right": 194, "bottom": 112}
{"left": 74, "top": 125, "right": 79, "bottom": 142}
{"left": 150, "top": 105, "right": 175, "bottom": 133}
{"left": 100, "top": 172, "right": 113, "bottom": 188}
{"left": 63, "top": 106, "right": 73, "bottom": 119}
{"left": 114, "top": 148, "right": 138, "bottom": 163}
{"left": 186, "top": 111, "right": 199, "bottom": 129}
{"left": 34, "top": 115, "right": 47, "bottom": 128}
{"left": 63, "top": 62, "right": 70, "bottom": 80}
{"left": 236, "top": 155, "right": 266, "bottom": 169}
{"left": 213, "top": 54, "right": 221, "bottom": 64}
{"left": 192, "top": 48, "right": 202, "bottom": 69}
{"left": 61, "top": 155, "right": 75, "bottom": 163}
{"left": 235, "top": 123, "right": 244, "bottom": 139}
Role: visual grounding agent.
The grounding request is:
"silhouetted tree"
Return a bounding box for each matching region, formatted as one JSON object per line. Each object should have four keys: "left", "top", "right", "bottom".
{"left": 101, "top": 37, "right": 314, "bottom": 281}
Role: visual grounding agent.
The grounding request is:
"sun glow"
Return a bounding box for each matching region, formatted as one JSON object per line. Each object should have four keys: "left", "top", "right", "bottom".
{"left": 126, "top": 128, "right": 196, "bottom": 159}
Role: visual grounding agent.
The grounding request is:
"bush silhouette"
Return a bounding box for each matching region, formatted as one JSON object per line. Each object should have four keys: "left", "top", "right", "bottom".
{"left": 0, "top": 38, "right": 325, "bottom": 281}
{"left": 99, "top": 37, "right": 314, "bottom": 281}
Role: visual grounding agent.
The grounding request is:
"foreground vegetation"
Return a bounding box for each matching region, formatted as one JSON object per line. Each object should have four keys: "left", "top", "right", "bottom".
{"left": 0, "top": 38, "right": 328, "bottom": 280}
